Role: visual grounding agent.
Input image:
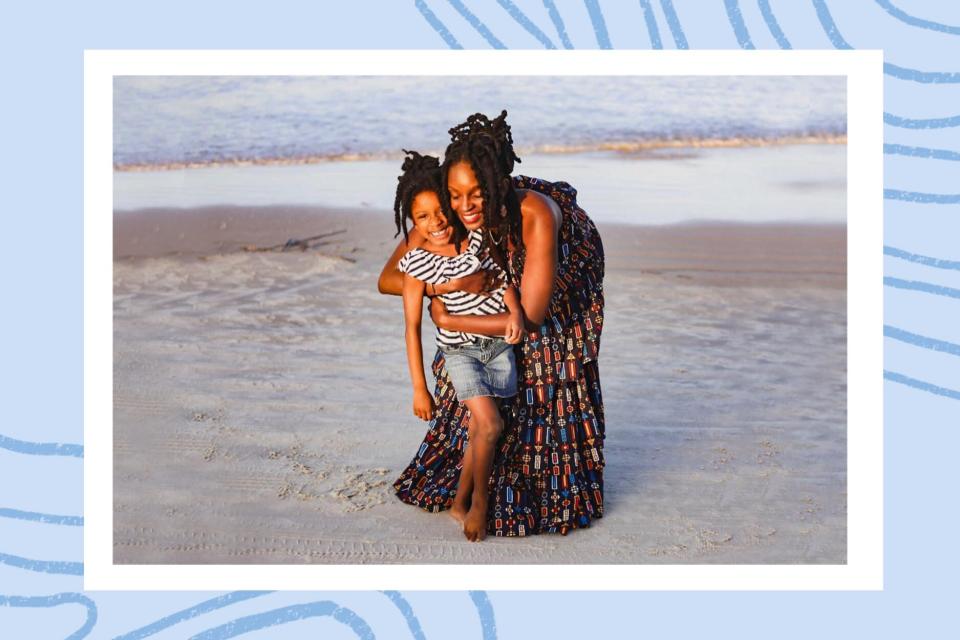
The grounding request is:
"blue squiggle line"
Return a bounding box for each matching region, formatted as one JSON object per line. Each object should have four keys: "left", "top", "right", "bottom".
{"left": 884, "top": 62, "right": 960, "bottom": 84}
{"left": 414, "top": 0, "right": 463, "bottom": 49}
{"left": 885, "top": 325, "right": 960, "bottom": 358}
{"left": 814, "top": 0, "right": 960, "bottom": 83}
{"left": 874, "top": 0, "right": 960, "bottom": 35}
{"left": 0, "top": 433, "right": 83, "bottom": 457}
{"left": 884, "top": 245, "right": 960, "bottom": 271}
{"left": 113, "top": 591, "right": 274, "bottom": 640}
{"left": 884, "top": 143, "right": 960, "bottom": 161}
{"left": 0, "top": 593, "right": 97, "bottom": 640}
{"left": 639, "top": 0, "right": 663, "bottom": 48}
{"left": 0, "top": 551, "right": 83, "bottom": 575}
{"left": 0, "top": 507, "right": 83, "bottom": 526}
{"left": 812, "top": 0, "right": 852, "bottom": 47}
{"left": 885, "top": 370, "right": 960, "bottom": 401}
{"left": 758, "top": 0, "right": 791, "bottom": 48}
{"left": 447, "top": 0, "right": 506, "bottom": 49}
{"left": 723, "top": 0, "right": 756, "bottom": 48}
{"left": 542, "top": 0, "right": 574, "bottom": 48}
{"left": 496, "top": 0, "right": 556, "bottom": 48}
{"left": 885, "top": 112, "right": 960, "bottom": 129}
{"left": 381, "top": 591, "right": 427, "bottom": 640}
{"left": 470, "top": 591, "right": 498, "bottom": 640}
{"left": 190, "top": 602, "right": 374, "bottom": 640}
{"left": 885, "top": 276, "right": 960, "bottom": 300}
{"left": 583, "top": 0, "right": 612, "bottom": 48}
{"left": 884, "top": 189, "right": 960, "bottom": 204}
{"left": 659, "top": 0, "right": 688, "bottom": 48}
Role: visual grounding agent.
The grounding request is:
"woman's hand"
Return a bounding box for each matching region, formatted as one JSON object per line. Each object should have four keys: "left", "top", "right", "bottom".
{"left": 504, "top": 308, "right": 524, "bottom": 344}
{"left": 429, "top": 297, "right": 514, "bottom": 336}
{"left": 413, "top": 388, "right": 435, "bottom": 421}
{"left": 429, "top": 297, "right": 451, "bottom": 329}
{"left": 443, "top": 269, "right": 503, "bottom": 296}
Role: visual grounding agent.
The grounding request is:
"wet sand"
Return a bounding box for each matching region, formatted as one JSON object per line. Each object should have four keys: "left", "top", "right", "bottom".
{"left": 113, "top": 205, "right": 846, "bottom": 564}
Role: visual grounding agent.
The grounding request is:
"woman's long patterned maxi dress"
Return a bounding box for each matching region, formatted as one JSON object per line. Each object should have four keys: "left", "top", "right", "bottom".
{"left": 393, "top": 176, "right": 605, "bottom": 536}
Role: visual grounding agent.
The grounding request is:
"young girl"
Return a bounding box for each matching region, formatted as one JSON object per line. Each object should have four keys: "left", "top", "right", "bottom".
{"left": 392, "top": 150, "right": 524, "bottom": 541}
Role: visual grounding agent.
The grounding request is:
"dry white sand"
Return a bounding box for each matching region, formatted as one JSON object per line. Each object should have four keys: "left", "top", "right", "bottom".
{"left": 114, "top": 206, "right": 845, "bottom": 564}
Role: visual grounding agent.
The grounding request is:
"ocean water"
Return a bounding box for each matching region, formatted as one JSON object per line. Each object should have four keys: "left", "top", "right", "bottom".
{"left": 114, "top": 76, "right": 845, "bottom": 168}
{"left": 113, "top": 76, "right": 846, "bottom": 224}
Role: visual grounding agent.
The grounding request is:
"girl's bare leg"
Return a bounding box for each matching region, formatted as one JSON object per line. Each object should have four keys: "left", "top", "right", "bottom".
{"left": 449, "top": 414, "right": 474, "bottom": 525}
{"left": 460, "top": 396, "right": 503, "bottom": 542}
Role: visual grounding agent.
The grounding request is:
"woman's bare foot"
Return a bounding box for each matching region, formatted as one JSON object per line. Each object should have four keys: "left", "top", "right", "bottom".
{"left": 463, "top": 505, "right": 487, "bottom": 542}
{"left": 449, "top": 503, "right": 468, "bottom": 526}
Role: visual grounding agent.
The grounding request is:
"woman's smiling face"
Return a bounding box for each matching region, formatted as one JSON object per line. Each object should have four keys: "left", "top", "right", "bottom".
{"left": 447, "top": 161, "right": 485, "bottom": 231}
{"left": 410, "top": 190, "right": 452, "bottom": 246}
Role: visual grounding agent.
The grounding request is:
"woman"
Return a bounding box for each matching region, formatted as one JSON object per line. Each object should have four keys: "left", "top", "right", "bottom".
{"left": 379, "top": 111, "right": 605, "bottom": 537}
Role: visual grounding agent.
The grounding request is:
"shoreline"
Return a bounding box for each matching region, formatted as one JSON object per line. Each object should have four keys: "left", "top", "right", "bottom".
{"left": 114, "top": 134, "right": 847, "bottom": 173}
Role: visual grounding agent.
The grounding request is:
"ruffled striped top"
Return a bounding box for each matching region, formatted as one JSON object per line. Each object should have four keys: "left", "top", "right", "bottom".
{"left": 398, "top": 229, "right": 508, "bottom": 347}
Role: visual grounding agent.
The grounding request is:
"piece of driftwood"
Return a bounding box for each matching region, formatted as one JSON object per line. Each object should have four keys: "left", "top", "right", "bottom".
{"left": 243, "top": 229, "right": 347, "bottom": 253}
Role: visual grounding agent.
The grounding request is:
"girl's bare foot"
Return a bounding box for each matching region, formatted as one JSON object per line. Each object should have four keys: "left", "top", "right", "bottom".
{"left": 450, "top": 476, "right": 472, "bottom": 526}
{"left": 463, "top": 506, "right": 487, "bottom": 542}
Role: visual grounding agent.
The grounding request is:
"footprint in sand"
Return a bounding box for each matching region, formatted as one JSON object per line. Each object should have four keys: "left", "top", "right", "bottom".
{"left": 756, "top": 439, "right": 782, "bottom": 466}
{"left": 327, "top": 468, "right": 391, "bottom": 512}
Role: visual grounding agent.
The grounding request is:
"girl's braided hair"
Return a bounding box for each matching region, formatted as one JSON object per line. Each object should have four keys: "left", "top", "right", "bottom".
{"left": 393, "top": 149, "right": 444, "bottom": 242}
{"left": 441, "top": 110, "right": 522, "bottom": 275}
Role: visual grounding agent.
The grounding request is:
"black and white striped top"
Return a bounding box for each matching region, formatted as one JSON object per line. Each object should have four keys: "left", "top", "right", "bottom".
{"left": 398, "top": 229, "right": 508, "bottom": 347}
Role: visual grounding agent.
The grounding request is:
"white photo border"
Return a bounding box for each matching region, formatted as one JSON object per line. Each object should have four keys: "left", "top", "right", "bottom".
{"left": 85, "top": 49, "right": 882, "bottom": 591}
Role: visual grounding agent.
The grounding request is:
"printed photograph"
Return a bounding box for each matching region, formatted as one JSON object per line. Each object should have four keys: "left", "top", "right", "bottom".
{"left": 113, "top": 75, "right": 846, "bottom": 563}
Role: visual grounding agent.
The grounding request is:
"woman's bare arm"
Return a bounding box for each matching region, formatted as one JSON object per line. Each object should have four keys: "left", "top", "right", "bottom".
{"left": 378, "top": 231, "right": 424, "bottom": 296}
{"left": 428, "top": 290, "right": 520, "bottom": 344}
{"left": 389, "top": 187, "right": 559, "bottom": 323}
{"left": 429, "top": 299, "right": 513, "bottom": 335}
{"left": 378, "top": 229, "right": 497, "bottom": 297}
{"left": 428, "top": 191, "right": 559, "bottom": 332}
{"left": 516, "top": 190, "right": 560, "bottom": 326}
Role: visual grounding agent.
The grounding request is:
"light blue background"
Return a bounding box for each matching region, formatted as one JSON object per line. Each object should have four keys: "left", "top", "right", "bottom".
{"left": 2, "top": 1, "right": 957, "bottom": 637}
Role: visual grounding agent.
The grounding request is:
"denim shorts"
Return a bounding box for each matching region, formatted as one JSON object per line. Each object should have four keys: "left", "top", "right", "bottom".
{"left": 439, "top": 337, "right": 518, "bottom": 402}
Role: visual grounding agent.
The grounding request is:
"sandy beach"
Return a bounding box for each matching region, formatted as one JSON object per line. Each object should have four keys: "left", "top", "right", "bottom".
{"left": 113, "top": 205, "right": 846, "bottom": 564}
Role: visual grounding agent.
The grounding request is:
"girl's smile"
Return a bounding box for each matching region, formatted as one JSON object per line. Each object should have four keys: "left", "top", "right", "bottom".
{"left": 410, "top": 190, "right": 453, "bottom": 246}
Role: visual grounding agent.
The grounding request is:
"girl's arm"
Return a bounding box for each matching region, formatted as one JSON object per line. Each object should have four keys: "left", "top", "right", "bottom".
{"left": 402, "top": 274, "right": 435, "bottom": 421}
